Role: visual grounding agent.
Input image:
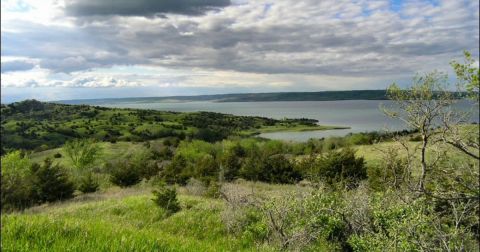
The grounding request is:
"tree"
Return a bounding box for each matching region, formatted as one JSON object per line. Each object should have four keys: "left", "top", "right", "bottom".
{"left": 383, "top": 71, "right": 454, "bottom": 191}
{"left": 451, "top": 50, "right": 479, "bottom": 103}
{"left": 440, "top": 51, "right": 480, "bottom": 160}
{"left": 64, "top": 139, "right": 102, "bottom": 170}
{"left": 1, "top": 151, "right": 34, "bottom": 210}
{"left": 30, "top": 158, "right": 75, "bottom": 203}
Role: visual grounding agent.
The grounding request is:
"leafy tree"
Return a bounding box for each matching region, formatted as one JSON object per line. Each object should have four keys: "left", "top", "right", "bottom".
{"left": 64, "top": 139, "right": 102, "bottom": 170}
{"left": 383, "top": 71, "right": 454, "bottom": 190}
{"left": 451, "top": 50, "right": 479, "bottom": 102}
{"left": 1, "top": 151, "right": 34, "bottom": 210}
{"left": 440, "top": 51, "right": 480, "bottom": 160}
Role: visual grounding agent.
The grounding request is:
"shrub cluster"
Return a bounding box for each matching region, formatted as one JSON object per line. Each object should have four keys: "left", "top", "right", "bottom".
{"left": 1, "top": 152, "right": 75, "bottom": 211}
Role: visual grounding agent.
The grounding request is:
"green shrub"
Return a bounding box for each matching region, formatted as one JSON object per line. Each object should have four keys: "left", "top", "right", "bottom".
{"left": 261, "top": 154, "right": 302, "bottom": 184}
{"left": 108, "top": 161, "right": 141, "bottom": 187}
{"left": 220, "top": 150, "right": 242, "bottom": 181}
{"left": 314, "top": 147, "right": 366, "bottom": 187}
{"left": 194, "top": 154, "right": 218, "bottom": 183}
{"left": 78, "top": 173, "right": 100, "bottom": 193}
{"left": 152, "top": 184, "right": 180, "bottom": 214}
{"left": 53, "top": 152, "right": 62, "bottom": 158}
{"left": 1, "top": 172, "right": 35, "bottom": 211}
{"left": 1, "top": 151, "right": 35, "bottom": 210}
{"left": 161, "top": 155, "right": 190, "bottom": 185}
{"left": 30, "top": 158, "right": 75, "bottom": 203}
{"left": 367, "top": 149, "right": 408, "bottom": 191}
{"left": 129, "top": 149, "right": 159, "bottom": 179}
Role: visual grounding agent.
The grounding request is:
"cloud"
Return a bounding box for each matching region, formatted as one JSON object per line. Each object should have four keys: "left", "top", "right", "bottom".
{"left": 1, "top": 60, "right": 35, "bottom": 73}
{"left": 1, "top": 0, "right": 479, "bottom": 101}
{"left": 64, "top": 76, "right": 142, "bottom": 88}
{"left": 64, "top": 0, "right": 231, "bottom": 17}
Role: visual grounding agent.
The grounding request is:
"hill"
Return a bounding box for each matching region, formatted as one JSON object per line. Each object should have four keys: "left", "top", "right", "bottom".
{"left": 56, "top": 90, "right": 388, "bottom": 105}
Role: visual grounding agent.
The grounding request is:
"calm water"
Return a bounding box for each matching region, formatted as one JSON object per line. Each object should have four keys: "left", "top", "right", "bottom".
{"left": 101, "top": 100, "right": 478, "bottom": 141}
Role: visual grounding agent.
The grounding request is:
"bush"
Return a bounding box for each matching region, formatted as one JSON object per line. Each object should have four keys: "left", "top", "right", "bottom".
{"left": 240, "top": 153, "right": 301, "bottom": 184}
{"left": 1, "top": 151, "right": 35, "bottom": 210}
{"left": 129, "top": 149, "right": 159, "bottom": 179}
{"left": 220, "top": 150, "right": 242, "bottom": 181}
{"left": 30, "top": 158, "right": 75, "bottom": 203}
{"left": 53, "top": 152, "right": 62, "bottom": 158}
{"left": 108, "top": 161, "right": 141, "bottom": 187}
{"left": 261, "top": 154, "right": 302, "bottom": 184}
{"left": 78, "top": 173, "right": 100, "bottom": 193}
{"left": 161, "top": 155, "right": 190, "bottom": 185}
{"left": 194, "top": 154, "right": 218, "bottom": 183}
{"left": 152, "top": 184, "right": 180, "bottom": 214}
{"left": 1, "top": 172, "right": 35, "bottom": 211}
{"left": 367, "top": 148, "right": 408, "bottom": 191}
{"left": 314, "top": 147, "right": 366, "bottom": 187}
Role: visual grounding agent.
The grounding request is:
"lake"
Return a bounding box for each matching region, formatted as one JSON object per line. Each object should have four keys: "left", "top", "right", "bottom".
{"left": 100, "top": 100, "right": 478, "bottom": 141}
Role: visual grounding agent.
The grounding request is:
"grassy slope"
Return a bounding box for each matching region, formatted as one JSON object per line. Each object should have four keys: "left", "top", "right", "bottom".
{"left": 29, "top": 141, "right": 147, "bottom": 168}
{"left": 1, "top": 182, "right": 308, "bottom": 252}
{"left": 6, "top": 139, "right": 475, "bottom": 251}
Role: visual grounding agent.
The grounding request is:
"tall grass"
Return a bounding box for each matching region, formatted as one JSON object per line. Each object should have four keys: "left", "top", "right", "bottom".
{"left": 1, "top": 193, "right": 275, "bottom": 251}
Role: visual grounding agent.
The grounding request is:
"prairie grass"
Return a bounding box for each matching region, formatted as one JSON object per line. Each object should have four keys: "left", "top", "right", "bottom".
{"left": 2, "top": 185, "right": 280, "bottom": 251}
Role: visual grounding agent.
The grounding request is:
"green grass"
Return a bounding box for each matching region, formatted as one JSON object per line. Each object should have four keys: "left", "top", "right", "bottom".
{"left": 241, "top": 124, "right": 349, "bottom": 136}
{"left": 29, "top": 141, "right": 153, "bottom": 168}
{"left": 355, "top": 141, "right": 474, "bottom": 167}
{"left": 1, "top": 185, "right": 277, "bottom": 252}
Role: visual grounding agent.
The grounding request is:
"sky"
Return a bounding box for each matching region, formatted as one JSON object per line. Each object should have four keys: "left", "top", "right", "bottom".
{"left": 1, "top": 0, "right": 479, "bottom": 103}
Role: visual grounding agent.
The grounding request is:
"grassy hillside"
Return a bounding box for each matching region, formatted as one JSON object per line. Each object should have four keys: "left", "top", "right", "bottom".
{"left": 1, "top": 182, "right": 307, "bottom": 252}
{"left": 0, "top": 100, "right": 330, "bottom": 152}
{"left": 2, "top": 99, "right": 478, "bottom": 251}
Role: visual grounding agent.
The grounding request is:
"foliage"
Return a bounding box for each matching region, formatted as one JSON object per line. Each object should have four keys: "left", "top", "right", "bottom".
{"left": 30, "top": 158, "right": 75, "bottom": 203}
{"left": 78, "top": 173, "right": 100, "bottom": 193}
{"left": 451, "top": 50, "right": 479, "bottom": 102}
{"left": 161, "top": 155, "right": 190, "bottom": 185}
{"left": 194, "top": 154, "right": 218, "bottom": 183}
{"left": 152, "top": 184, "right": 181, "bottom": 214}
{"left": 312, "top": 147, "right": 366, "bottom": 187}
{"left": 64, "top": 138, "right": 102, "bottom": 170}
{"left": 1, "top": 100, "right": 320, "bottom": 151}
{"left": 1, "top": 151, "right": 35, "bottom": 210}
{"left": 108, "top": 161, "right": 142, "bottom": 187}
{"left": 384, "top": 71, "right": 454, "bottom": 190}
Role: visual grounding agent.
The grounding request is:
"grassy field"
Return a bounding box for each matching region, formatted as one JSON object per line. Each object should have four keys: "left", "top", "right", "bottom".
{"left": 1, "top": 181, "right": 308, "bottom": 252}
{"left": 29, "top": 141, "right": 148, "bottom": 168}
{"left": 241, "top": 124, "right": 349, "bottom": 136}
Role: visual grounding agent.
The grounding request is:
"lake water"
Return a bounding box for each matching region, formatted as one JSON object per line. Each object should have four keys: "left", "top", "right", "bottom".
{"left": 100, "top": 100, "right": 478, "bottom": 141}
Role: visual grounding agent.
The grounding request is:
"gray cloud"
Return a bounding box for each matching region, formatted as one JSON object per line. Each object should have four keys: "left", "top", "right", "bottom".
{"left": 1, "top": 60, "right": 35, "bottom": 73}
{"left": 2, "top": 0, "right": 479, "bottom": 78}
{"left": 65, "top": 0, "right": 231, "bottom": 17}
